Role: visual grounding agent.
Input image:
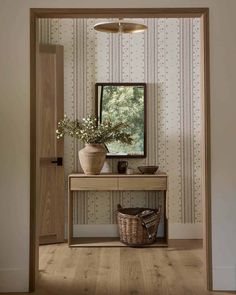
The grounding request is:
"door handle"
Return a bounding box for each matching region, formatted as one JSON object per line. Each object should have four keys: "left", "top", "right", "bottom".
{"left": 51, "top": 157, "right": 63, "bottom": 166}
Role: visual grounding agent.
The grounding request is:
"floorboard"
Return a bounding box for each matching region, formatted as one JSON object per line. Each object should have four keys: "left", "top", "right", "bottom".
{"left": 4, "top": 240, "right": 236, "bottom": 295}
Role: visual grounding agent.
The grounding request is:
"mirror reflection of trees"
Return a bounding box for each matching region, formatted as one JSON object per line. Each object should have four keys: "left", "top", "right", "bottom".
{"left": 100, "top": 85, "right": 144, "bottom": 155}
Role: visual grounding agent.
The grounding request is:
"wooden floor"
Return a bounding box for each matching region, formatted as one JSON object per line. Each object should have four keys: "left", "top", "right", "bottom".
{"left": 6, "top": 240, "right": 236, "bottom": 295}
{"left": 27, "top": 240, "right": 234, "bottom": 295}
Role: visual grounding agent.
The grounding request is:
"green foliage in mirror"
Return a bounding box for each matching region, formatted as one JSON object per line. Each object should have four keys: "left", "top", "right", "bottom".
{"left": 97, "top": 83, "right": 146, "bottom": 157}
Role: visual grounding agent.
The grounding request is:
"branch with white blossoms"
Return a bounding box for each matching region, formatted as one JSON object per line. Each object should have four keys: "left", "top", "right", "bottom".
{"left": 56, "top": 115, "right": 133, "bottom": 145}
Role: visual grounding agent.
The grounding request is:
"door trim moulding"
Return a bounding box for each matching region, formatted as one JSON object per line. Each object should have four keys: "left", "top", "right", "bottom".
{"left": 30, "top": 7, "right": 211, "bottom": 292}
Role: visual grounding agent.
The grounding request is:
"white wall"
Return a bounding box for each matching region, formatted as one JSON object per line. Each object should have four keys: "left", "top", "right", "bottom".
{"left": 0, "top": 0, "right": 236, "bottom": 292}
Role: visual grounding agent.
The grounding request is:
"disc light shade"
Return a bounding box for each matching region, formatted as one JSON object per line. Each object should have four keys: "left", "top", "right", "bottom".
{"left": 93, "top": 21, "right": 147, "bottom": 33}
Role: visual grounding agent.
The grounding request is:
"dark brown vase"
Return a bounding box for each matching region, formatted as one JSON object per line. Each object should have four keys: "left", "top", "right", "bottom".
{"left": 117, "top": 161, "right": 128, "bottom": 174}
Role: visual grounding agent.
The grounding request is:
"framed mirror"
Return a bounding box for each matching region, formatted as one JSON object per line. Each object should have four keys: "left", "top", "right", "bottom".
{"left": 95, "top": 83, "right": 146, "bottom": 158}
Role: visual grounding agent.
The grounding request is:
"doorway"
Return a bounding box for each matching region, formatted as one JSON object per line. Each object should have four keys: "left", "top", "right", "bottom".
{"left": 30, "top": 8, "right": 211, "bottom": 292}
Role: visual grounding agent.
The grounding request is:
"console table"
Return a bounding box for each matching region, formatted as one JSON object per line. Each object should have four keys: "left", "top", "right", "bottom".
{"left": 68, "top": 173, "right": 168, "bottom": 247}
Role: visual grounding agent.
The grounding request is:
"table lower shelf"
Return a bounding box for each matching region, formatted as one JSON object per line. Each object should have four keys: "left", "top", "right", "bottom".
{"left": 69, "top": 237, "right": 168, "bottom": 248}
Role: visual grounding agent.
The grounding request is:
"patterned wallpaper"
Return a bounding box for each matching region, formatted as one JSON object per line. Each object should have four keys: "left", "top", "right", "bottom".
{"left": 39, "top": 18, "right": 202, "bottom": 226}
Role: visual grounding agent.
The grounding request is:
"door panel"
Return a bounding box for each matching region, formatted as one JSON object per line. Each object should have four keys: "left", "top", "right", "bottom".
{"left": 39, "top": 52, "right": 57, "bottom": 157}
{"left": 39, "top": 167, "right": 57, "bottom": 237}
{"left": 37, "top": 44, "right": 64, "bottom": 244}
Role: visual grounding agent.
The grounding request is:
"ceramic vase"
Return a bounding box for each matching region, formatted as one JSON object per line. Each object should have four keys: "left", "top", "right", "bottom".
{"left": 79, "top": 144, "right": 106, "bottom": 175}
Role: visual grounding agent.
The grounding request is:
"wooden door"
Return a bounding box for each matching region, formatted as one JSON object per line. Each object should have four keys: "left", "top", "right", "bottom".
{"left": 37, "top": 44, "right": 64, "bottom": 244}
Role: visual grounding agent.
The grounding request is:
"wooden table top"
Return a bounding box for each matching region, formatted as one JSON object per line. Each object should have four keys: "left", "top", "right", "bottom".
{"left": 69, "top": 172, "right": 167, "bottom": 178}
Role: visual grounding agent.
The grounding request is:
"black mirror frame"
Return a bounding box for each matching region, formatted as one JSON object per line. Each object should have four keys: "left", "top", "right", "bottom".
{"left": 95, "top": 82, "right": 147, "bottom": 158}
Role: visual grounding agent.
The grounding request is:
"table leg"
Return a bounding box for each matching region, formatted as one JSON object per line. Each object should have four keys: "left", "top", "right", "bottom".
{"left": 68, "top": 189, "right": 73, "bottom": 246}
{"left": 163, "top": 190, "right": 168, "bottom": 244}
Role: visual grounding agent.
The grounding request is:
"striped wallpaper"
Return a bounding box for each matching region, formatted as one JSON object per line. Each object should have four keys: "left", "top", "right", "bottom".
{"left": 39, "top": 18, "right": 202, "bottom": 226}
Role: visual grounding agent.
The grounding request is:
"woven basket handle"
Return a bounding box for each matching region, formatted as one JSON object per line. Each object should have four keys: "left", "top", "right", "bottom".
{"left": 117, "top": 204, "right": 122, "bottom": 211}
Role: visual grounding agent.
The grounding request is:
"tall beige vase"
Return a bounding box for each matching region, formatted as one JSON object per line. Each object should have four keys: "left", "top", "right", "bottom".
{"left": 79, "top": 144, "right": 107, "bottom": 175}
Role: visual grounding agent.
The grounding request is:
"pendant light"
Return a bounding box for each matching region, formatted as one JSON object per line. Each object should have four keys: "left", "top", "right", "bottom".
{"left": 93, "top": 19, "right": 147, "bottom": 34}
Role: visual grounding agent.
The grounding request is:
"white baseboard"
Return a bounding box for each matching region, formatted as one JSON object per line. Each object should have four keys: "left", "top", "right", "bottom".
{"left": 73, "top": 224, "right": 119, "bottom": 237}
{"left": 0, "top": 268, "right": 29, "bottom": 292}
{"left": 213, "top": 266, "right": 236, "bottom": 291}
{"left": 73, "top": 223, "right": 202, "bottom": 239}
{"left": 168, "top": 223, "right": 203, "bottom": 239}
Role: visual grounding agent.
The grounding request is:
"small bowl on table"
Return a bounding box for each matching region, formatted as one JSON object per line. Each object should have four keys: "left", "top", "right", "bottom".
{"left": 138, "top": 166, "right": 159, "bottom": 174}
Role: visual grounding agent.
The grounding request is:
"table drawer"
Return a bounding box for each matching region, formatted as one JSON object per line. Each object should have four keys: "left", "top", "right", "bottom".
{"left": 70, "top": 177, "right": 118, "bottom": 191}
{"left": 118, "top": 177, "right": 167, "bottom": 191}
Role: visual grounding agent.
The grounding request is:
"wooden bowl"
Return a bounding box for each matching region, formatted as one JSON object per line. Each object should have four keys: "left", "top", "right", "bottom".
{"left": 138, "top": 166, "right": 159, "bottom": 174}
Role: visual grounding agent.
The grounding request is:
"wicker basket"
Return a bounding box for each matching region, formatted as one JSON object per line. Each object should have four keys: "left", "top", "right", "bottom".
{"left": 117, "top": 204, "right": 161, "bottom": 247}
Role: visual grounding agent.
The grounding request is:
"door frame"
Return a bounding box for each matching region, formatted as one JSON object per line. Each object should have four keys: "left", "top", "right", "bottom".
{"left": 30, "top": 7, "right": 211, "bottom": 292}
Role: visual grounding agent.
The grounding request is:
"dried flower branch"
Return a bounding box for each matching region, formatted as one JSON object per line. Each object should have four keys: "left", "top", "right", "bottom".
{"left": 56, "top": 115, "right": 133, "bottom": 145}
